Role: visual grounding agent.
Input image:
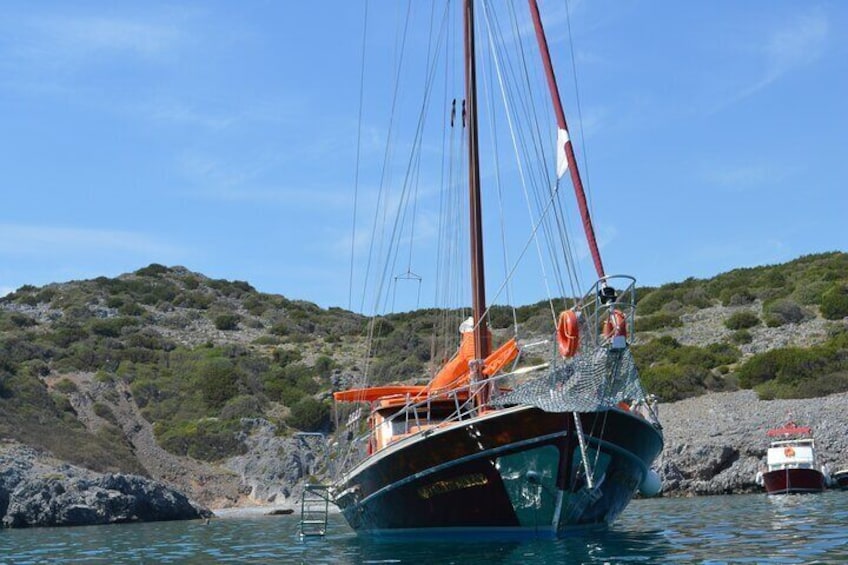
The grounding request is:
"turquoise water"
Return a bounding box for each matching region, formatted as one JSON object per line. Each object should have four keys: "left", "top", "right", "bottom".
{"left": 2, "top": 491, "right": 847, "bottom": 563}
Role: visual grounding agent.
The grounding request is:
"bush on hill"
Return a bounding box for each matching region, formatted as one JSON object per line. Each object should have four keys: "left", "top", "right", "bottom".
{"left": 157, "top": 418, "right": 247, "bottom": 461}
{"left": 638, "top": 312, "right": 683, "bottom": 331}
{"left": 287, "top": 397, "right": 330, "bottom": 432}
{"left": 820, "top": 284, "right": 848, "bottom": 320}
{"left": 724, "top": 310, "right": 760, "bottom": 330}
{"left": 632, "top": 336, "right": 741, "bottom": 401}
{"left": 736, "top": 328, "right": 848, "bottom": 399}
{"left": 762, "top": 298, "right": 811, "bottom": 327}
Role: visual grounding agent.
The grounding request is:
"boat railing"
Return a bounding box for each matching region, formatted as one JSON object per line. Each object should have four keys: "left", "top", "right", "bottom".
{"left": 576, "top": 275, "right": 637, "bottom": 351}
{"left": 340, "top": 368, "right": 523, "bottom": 458}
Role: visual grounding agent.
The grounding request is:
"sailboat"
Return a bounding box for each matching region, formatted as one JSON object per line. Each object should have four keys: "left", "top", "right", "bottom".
{"left": 328, "top": 0, "right": 664, "bottom": 538}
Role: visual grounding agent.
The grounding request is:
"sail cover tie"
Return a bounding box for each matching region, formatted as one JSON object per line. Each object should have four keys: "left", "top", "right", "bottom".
{"left": 556, "top": 128, "right": 570, "bottom": 179}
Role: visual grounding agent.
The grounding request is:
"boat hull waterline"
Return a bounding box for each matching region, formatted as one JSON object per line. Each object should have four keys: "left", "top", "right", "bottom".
{"left": 331, "top": 405, "right": 663, "bottom": 538}
{"left": 762, "top": 468, "right": 826, "bottom": 495}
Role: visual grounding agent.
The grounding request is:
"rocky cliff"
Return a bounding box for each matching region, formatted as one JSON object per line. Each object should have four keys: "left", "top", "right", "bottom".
{"left": 0, "top": 443, "right": 211, "bottom": 528}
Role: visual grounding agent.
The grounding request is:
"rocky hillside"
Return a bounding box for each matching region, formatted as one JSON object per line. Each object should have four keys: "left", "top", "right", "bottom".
{"left": 0, "top": 252, "right": 846, "bottom": 517}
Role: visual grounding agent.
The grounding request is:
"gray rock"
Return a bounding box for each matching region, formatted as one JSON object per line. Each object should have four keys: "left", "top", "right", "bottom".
{"left": 0, "top": 443, "right": 211, "bottom": 528}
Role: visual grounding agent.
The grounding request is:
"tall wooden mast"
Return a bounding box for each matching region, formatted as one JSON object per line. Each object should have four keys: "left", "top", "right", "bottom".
{"left": 464, "top": 0, "right": 490, "bottom": 365}
{"left": 528, "top": 0, "right": 606, "bottom": 280}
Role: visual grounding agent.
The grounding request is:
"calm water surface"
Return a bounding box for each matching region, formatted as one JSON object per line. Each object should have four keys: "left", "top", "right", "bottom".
{"left": 2, "top": 491, "right": 847, "bottom": 563}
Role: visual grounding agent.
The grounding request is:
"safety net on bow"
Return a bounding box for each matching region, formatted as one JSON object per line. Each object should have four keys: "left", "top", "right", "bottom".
{"left": 489, "top": 346, "right": 649, "bottom": 413}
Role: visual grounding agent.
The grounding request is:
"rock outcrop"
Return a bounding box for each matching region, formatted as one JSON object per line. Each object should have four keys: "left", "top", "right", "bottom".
{"left": 0, "top": 443, "right": 211, "bottom": 528}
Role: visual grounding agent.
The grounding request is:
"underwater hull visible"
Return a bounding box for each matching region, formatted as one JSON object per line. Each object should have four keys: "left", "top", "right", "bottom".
{"left": 331, "top": 405, "right": 663, "bottom": 538}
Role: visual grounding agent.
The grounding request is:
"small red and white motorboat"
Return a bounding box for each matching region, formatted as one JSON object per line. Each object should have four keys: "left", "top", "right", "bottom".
{"left": 755, "top": 422, "right": 827, "bottom": 495}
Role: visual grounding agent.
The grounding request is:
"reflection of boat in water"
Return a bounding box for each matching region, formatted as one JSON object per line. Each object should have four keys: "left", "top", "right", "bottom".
{"left": 755, "top": 422, "right": 827, "bottom": 495}
{"left": 325, "top": 0, "right": 664, "bottom": 539}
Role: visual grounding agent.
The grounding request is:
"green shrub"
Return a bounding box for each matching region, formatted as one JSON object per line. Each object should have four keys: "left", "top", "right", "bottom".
{"left": 820, "top": 284, "right": 848, "bottom": 320}
{"left": 314, "top": 355, "right": 335, "bottom": 376}
{"left": 637, "top": 312, "right": 682, "bottom": 331}
{"left": 640, "top": 364, "right": 709, "bottom": 401}
{"left": 54, "top": 378, "right": 79, "bottom": 394}
{"left": 93, "top": 402, "right": 119, "bottom": 426}
{"left": 220, "top": 395, "right": 263, "bottom": 420}
{"left": 762, "top": 299, "right": 810, "bottom": 327}
{"left": 730, "top": 330, "right": 753, "bottom": 344}
{"left": 636, "top": 289, "right": 672, "bottom": 315}
{"left": 270, "top": 322, "right": 290, "bottom": 336}
{"left": 214, "top": 313, "right": 240, "bottom": 331}
{"left": 119, "top": 302, "right": 144, "bottom": 316}
{"left": 487, "top": 306, "right": 515, "bottom": 329}
{"left": 49, "top": 324, "right": 89, "bottom": 348}
{"left": 0, "top": 370, "right": 13, "bottom": 399}
{"left": 243, "top": 295, "right": 270, "bottom": 316}
{"left": 23, "top": 360, "right": 50, "bottom": 378}
{"left": 135, "top": 264, "right": 170, "bottom": 277}
{"left": 50, "top": 392, "right": 74, "bottom": 413}
{"left": 755, "top": 373, "right": 848, "bottom": 400}
{"left": 719, "top": 288, "right": 756, "bottom": 307}
{"left": 724, "top": 310, "right": 760, "bottom": 330}
{"left": 6, "top": 313, "right": 37, "bottom": 329}
{"left": 273, "top": 348, "right": 302, "bottom": 366}
{"left": 157, "top": 419, "right": 246, "bottom": 461}
{"left": 796, "top": 281, "right": 831, "bottom": 306}
{"left": 174, "top": 291, "right": 214, "bottom": 309}
{"left": 286, "top": 397, "right": 330, "bottom": 432}
{"left": 736, "top": 346, "right": 841, "bottom": 390}
{"left": 198, "top": 358, "right": 239, "bottom": 409}
{"left": 252, "top": 335, "right": 281, "bottom": 346}
{"left": 89, "top": 317, "right": 139, "bottom": 338}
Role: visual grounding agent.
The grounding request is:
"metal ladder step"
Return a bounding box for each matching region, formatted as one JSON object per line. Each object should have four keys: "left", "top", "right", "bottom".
{"left": 299, "top": 484, "right": 330, "bottom": 537}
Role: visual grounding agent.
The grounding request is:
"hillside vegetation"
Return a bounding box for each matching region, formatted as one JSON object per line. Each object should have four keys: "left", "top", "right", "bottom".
{"left": 1, "top": 252, "right": 846, "bottom": 477}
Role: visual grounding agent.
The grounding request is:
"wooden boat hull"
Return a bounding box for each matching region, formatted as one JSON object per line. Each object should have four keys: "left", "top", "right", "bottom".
{"left": 762, "top": 468, "right": 826, "bottom": 495}
{"left": 331, "top": 405, "right": 663, "bottom": 538}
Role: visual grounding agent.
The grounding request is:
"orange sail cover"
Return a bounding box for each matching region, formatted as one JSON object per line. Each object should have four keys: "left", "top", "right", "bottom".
{"left": 426, "top": 334, "right": 518, "bottom": 393}
{"left": 333, "top": 385, "right": 428, "bottom": 403}
{"left": 333, "top": 319, "right": 519, "bottom": 404}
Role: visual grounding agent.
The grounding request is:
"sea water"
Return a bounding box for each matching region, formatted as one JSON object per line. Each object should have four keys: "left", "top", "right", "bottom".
{"left": 2, "top": 491, "right": 847, "bottom": 564}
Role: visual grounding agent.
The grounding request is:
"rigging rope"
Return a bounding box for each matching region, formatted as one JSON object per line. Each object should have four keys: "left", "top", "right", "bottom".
{"left": 480, "top": 1, "right": 557, "bottom": 324}
{"left": 348, "top": 0, "right": 369, "bottom": 312}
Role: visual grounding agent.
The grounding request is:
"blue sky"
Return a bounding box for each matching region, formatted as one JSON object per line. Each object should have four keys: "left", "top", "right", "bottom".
{"left": 1, "top": 1, "right": 845, "bottom": 311}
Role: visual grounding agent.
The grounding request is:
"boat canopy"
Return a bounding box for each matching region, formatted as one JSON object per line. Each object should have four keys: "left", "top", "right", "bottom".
{"left": 766, "top": 421, "right": 812, "bottom": 437}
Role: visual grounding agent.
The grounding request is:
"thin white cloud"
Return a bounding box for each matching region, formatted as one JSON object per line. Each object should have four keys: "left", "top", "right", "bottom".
{"left": 0, "top": 224, "right": 185, "bottom": 257}
{"left": 700, "top": 161, "right": 800, "bottom": 192}
{"left": 15, "top": 15, "right": 183, "bottom": 65}
{"left": 176, "top": 148, "right": 362, "bottom": 209}
{"left": 0, "top": 286, "right": 13, "bottom": 298}
{"left": 724, "top": 10, "right": 829, "bottom": 106}
{"left": 762, "top": 12, "right": 828, "bottom": 81}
